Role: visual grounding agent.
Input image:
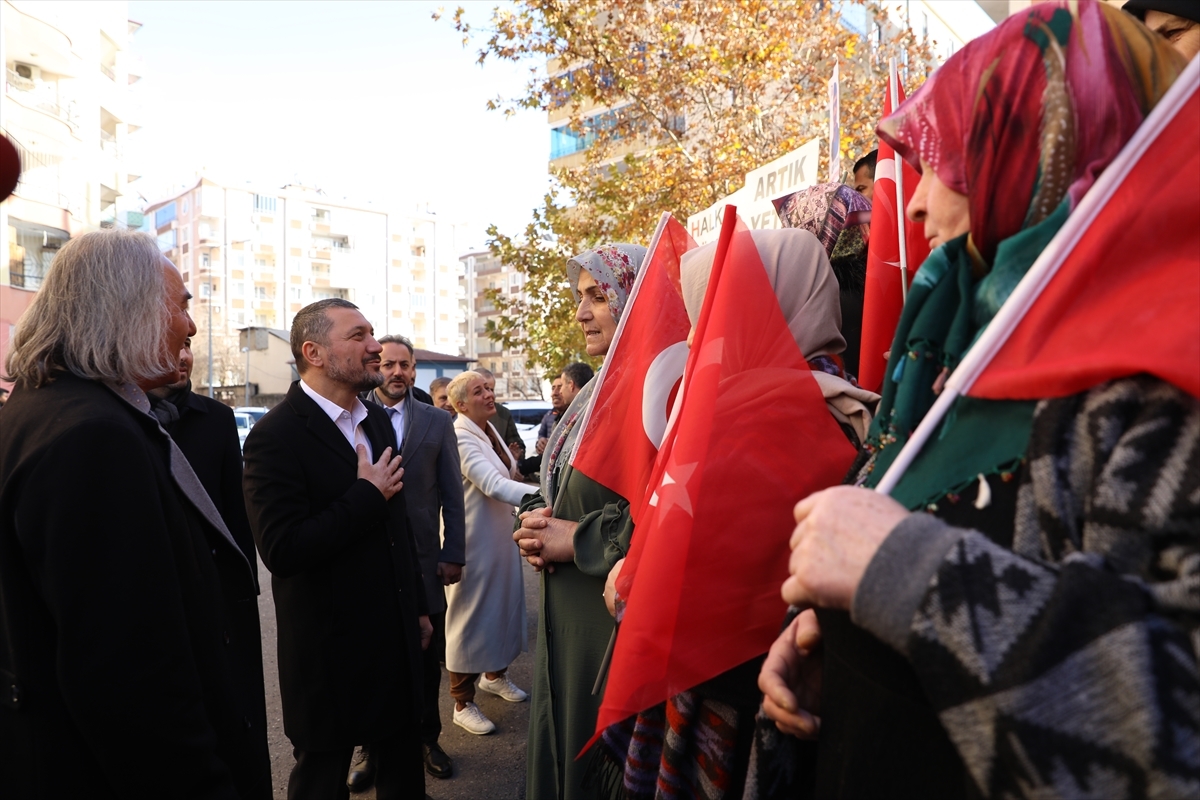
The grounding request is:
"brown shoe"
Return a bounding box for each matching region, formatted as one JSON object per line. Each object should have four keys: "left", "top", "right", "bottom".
{"left": 346, "top": 746, "right": 375, "bottom": 793}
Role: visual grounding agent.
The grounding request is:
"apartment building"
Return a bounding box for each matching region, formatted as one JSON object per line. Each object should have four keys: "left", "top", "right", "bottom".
{"left": 0, "top": 0, "right": 142, "bottom": 387}
{"left": 459, "top": 248, "right": 542, "bottom": 401}
{"left": 142, "top": 178, "right": 469, "bottom": 394}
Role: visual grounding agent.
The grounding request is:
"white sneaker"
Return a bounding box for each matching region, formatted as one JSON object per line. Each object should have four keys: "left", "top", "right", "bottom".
{"left": 478, "top": 674, "right": 528, "bottom": 703}
{"left": 453, "top": 702, "right": 496, "bottom": 735}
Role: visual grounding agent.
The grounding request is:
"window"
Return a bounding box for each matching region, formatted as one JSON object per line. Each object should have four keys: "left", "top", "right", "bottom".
{"left": 156, "top": 230, "right": 176, "bottom": 252}
{"left": 154, "top": 202, "right": 176, "bottom": 229}
{"left": 254, "top": 257, "right": 269, "bottom": 268}
{"left": 254, "top": 286, "right": 268, "bottom": 300}
{"left": 180, "top": 227, "right": 190, "bottom": 244}
{"left": 192, "top": 191, "right": 201, "bottom": 214}
{"left": 253, "top": 194, "right": 277, "bottom": 214}
{"left": 312, "top": 208, "right": 330, "bottom": 222}
{"left": 289, "top": 286, "right": 302, "bottom": 300}
{"left": 200, "top": 253, "right": 210, "bottom": 268}
{"left": 411, "top": 293, "right": 425, "bottom": 308}
{"left": 236, "top": 255, "right": 245, "bottom": 267}
{"left": 181, "top": 197, "right": 189, "bottom": 215}
{"left": 232, "top": 311, "right": 246, "bottom": 325}
{"left": 231, "top": 281, "right": 245, "bottom": 296}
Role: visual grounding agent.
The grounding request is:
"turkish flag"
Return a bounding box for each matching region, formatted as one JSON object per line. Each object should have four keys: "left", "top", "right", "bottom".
{"left": 969, "top": 79, "right": 1200, "bottom": 402}
{"left": 592, "top": 210, "right": 858, "bottom": 746}
{"left": 858, "top": 76, "right": 930, "bottom": 392}
{"left": 570, "top": 213, "right": 695, "bottom": 506}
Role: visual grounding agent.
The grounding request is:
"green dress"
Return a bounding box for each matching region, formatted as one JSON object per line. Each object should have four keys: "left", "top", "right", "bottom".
{"left": 521, "top": 465, "right": 633, "bottom": 800}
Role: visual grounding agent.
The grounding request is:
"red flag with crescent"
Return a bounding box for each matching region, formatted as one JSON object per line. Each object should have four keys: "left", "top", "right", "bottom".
{"left": 858, "top": 76, "right": 929, "bottom": 392}
{"left": 569, "top": 213, "right": 695, "bottom": 510}
{"left": 591, "top": 210, "right": 857, "bottom": 746}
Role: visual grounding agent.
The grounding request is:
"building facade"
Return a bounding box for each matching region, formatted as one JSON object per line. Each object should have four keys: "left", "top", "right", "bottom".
{"left": 1, "top": 0, "right": 142, "bottom": 388}
{"left": 141, "top": 178, "right": 469, "bottom": 395}
{"left": 459, "top": 248, "right": 542, "bottom": 401}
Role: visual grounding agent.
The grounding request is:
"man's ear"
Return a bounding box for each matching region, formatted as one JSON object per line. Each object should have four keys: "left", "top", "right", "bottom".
{"left": 301, "top": 341, "right": 323, "bottom": 371}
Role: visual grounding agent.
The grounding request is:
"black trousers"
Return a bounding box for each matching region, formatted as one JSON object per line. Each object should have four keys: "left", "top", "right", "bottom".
{"left": 421, "top": 610, "right": 447, "bottom": 745}
{"left": 287, "top": 732, "right": 423, "bottom": 800}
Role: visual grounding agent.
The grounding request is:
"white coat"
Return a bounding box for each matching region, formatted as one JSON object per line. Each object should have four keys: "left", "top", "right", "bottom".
{"left": 444, "top": 414, "right": 532, "bottom": 674}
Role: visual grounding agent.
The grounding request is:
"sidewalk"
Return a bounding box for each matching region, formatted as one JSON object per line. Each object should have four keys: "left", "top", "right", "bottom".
{"left": 258, "top": 557, "right": 540, "bottom": 800}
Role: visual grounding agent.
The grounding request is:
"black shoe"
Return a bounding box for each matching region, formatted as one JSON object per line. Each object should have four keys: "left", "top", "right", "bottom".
{"left": 347, "top": 746, "right": 375, "bottom": 793}
{"left": 423, "top": 742, "right": 453, "bottom": 779}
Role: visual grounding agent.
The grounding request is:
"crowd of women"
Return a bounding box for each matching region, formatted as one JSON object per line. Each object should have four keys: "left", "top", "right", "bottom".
{"left": 441, "top": 2, "right": 1198, "bottom": 798}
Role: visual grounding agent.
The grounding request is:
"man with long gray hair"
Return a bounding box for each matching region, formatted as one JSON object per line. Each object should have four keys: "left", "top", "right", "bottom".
{"left": 0, "top": 229, "right": 271, "bottom": 798}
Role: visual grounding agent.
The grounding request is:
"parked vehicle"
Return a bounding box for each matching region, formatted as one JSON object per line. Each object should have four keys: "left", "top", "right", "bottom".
{"left": 234, "top": 406, "right": 269, "bottom": 425}
{"left": 504, "top": 400, "right": 552, "bottom": 455}
{"left": 234, "top": 411, "right": 254, "bottom": 452}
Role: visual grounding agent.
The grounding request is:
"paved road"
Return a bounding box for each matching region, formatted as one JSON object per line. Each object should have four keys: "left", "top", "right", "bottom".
{"left": 257, "top": 553, "right": 540, "bottom": 800}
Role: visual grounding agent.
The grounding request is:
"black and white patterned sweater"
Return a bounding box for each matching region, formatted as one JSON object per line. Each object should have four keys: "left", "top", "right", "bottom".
{"left": 853, "top": 375, "right": 1200, "bottom": 798}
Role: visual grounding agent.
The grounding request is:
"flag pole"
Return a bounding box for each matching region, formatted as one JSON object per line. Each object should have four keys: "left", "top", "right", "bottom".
{"left": 889, "top": 58, "right": 909, "bottom": 304}
{"left": 874, "top": 60, "right": 1199, "bottom": 497}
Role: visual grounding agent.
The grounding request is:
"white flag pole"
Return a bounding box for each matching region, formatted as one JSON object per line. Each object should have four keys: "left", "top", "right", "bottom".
{"left": 890, "top": 58, "right": 910, "bottom": 304}
{"left": 828, "top": 61, "right": 841, "bottom": 184}
{"left": 874, "top": 58, "right": 1199, "bottom": 497}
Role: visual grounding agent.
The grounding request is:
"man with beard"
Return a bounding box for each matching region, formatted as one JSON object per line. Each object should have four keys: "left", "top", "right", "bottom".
{"left": 242, "top": 299, "right": 432, "bottom": 799}
{"left": 149, "top": 337, "right": 257, "bottom": 575}
{"left": 349, "top": 335, "right": 465, "bottom": 789}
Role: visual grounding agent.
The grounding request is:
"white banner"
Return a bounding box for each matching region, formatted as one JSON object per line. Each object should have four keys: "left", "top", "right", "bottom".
{"left": 686, "top": 138, "right": 821, "bottom": 245}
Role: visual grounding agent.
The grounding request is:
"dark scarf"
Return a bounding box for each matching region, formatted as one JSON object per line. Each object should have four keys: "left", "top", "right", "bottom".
{"left": 149, "top": 381, "right": 192, "bottom": 428}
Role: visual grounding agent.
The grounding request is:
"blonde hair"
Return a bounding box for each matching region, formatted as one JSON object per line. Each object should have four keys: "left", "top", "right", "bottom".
{"left": 446, "top": 370, "right": 484, "bottom": 410}
{"left": 4, "top": 229, "right": 173, "bottom": 387}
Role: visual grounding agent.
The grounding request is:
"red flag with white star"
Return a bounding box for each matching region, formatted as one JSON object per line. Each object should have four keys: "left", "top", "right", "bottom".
{"left": 570, "top": 213, "right": 695, "bottom": 509}
{"left": 858, "top": 74, "right": 929, "bottom": 392}
{"left": 592, "top": 210, "right": 857, "bottom": 743}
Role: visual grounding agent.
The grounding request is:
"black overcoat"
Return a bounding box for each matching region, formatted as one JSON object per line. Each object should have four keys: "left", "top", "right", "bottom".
{"left": 0, "top": 373, "right": 271, "bottom": 800}
{"left": 241, "top": 381, "right": 428, "bottom": 752}
{"left": 162, "top": 389, "right": 258, "bottom": 578}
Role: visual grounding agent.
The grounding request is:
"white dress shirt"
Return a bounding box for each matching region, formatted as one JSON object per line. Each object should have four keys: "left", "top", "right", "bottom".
{"left": 300, "top": 379, "right": 372, "bottom": 460}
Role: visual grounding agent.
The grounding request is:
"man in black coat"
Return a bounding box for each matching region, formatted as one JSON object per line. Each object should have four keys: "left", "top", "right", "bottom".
{"left": 351, "top": 335, "right": 466, "bottom": 788}
{"left": 150, "top": 336, "right": 258, "bottom": 577}
{"left": 0, "top": 230, "right": 271, "bottom": 799}
{"left": 242, "top": 299, "right": 432, "bottom": 799}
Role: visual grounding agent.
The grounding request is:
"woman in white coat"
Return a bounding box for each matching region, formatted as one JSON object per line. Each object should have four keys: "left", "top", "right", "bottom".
{"left": 444, "top": 370, "right": 533, "bottom": 735}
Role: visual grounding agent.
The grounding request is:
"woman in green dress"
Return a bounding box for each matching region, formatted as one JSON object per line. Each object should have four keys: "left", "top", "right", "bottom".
{"left": 514, "top": 243, "right": 647, "bottom": 800}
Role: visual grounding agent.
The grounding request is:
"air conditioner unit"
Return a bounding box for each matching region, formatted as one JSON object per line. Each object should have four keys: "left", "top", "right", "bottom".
{"left": 13, "top": 63, "right": 41, "bottom": 82}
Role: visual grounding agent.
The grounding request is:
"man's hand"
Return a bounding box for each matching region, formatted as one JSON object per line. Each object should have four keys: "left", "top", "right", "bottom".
{"left": 356, "top": 445, "right": 404, "bottom": 500}
{"left": 759, "top": 609, "right": 823, "bottom": 739}
{"left": 419, "top": 615, "right": 433, "bottom": 651}
{"left": 535, "top": 437, "right": 549, "bottom": 455}
{"left": 782, "top": 486, "right": 908, "bottom": 610}
{"left": 508, "top": 441, "right": 525, "bottom": 460}
{"left": 514, "top": 507, "right": 578, "bottom": 572}
{"left": 437, "top": 562, "right": 463, "bottom": 586}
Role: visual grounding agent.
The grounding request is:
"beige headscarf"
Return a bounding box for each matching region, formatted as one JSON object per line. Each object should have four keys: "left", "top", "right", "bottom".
{"left": 679, "top": 228, "right": 878, "bottom": 441}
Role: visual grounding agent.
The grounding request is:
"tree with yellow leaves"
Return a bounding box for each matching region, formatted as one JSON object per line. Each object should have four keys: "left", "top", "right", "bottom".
{"left": 437, "top": 0, "right": 935, "bottom": 371}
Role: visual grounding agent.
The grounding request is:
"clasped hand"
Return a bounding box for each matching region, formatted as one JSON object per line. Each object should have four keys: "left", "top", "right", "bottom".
{"left": 513, "top": 507, "right": 577, "bottom": 573}
{"left": 356, "top": 445, "right": 404, "bottom": 500}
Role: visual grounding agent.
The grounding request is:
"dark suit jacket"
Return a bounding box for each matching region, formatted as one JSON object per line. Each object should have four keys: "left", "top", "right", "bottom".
{"left": 364, "top": 391, "right": 465, "bottom": 615}
{"left": 0, "top": 373, "right": 270, "bottom": 799}
{"left": 493, "top": 403, "right": 523, "bottom": 449}
{"left": 161, "top": 389, "right": 258, "bottom": 587}
{"left": 242, "top": 381, "right": 428, "bottom": 751}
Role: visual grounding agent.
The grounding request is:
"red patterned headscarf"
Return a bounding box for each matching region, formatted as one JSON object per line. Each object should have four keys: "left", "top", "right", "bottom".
{"left": 879, "top": 0, "right": 1185, "bottom": 264}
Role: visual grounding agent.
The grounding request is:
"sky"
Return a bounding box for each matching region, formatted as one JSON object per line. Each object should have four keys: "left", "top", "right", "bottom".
{"left": 126, "top": 1, "right": 550, "bottom": 250}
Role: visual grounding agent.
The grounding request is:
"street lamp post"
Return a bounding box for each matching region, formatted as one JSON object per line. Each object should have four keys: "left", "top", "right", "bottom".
{"left": 206, "top": 278, "right": 214, "bottom": 398}
{"left": 242, "top": 346, "right": 250, "bottom": 405}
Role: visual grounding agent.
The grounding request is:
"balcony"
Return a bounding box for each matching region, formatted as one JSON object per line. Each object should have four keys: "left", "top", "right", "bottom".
{"left": 5, "top": 70, "right": 80, "bottom": 134}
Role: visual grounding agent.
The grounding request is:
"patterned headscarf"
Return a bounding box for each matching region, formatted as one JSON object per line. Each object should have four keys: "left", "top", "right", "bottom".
{"left": 878, "top": 0, "right": 1184, "bottom": 266}
{"left": 775, "top": 183, "right": 872, "bottom": 261}
{"left": 566, "top": 243, "right": 648, "bottom": 324}
{"left": 863, "top": 0, "right": 1186, "bottom": 507}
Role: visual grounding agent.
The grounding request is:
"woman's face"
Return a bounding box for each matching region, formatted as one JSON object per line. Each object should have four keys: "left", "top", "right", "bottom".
{"left": 907, "top": 164, "right": 971, "bottom": 250}
{"left": 575, "top": 269, "right": 617, "bottom": 357}
{"left": 456, "top": 375, "right": 496, "bottom": 425}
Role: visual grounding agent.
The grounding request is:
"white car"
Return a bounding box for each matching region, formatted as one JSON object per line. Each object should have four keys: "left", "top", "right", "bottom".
{"left": 234, "top": 406, "right": 269, "bottom": 425}
{"left": 233, "top": 411, "right": 254, "bottom": 452}
{"left": 504, "top": 400, "right": 553, "bottom": 455}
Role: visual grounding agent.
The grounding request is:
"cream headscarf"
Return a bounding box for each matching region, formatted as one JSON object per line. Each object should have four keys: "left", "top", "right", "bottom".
{"left": 679, "top": 228, "right": 879, "bottom": 441}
